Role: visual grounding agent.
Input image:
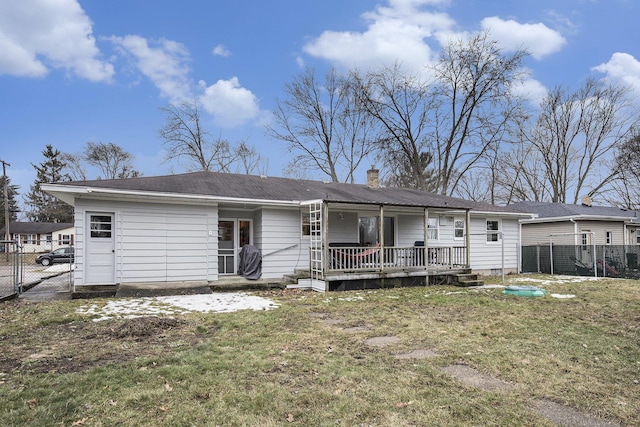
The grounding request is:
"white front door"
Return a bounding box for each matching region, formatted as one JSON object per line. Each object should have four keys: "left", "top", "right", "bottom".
{"left": 86, "top": 213, "right": 115, "bottom": 284}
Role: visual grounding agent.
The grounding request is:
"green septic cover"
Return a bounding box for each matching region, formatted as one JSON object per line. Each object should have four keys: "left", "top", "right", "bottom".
{"left": 502, "top": 285, "right": 546, "bottom": 297}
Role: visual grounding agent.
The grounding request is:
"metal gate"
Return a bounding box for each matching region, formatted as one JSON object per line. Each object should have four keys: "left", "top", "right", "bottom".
{"left": 0, "top": 239, "right": 73, "bottom": 299}
{"left": 1, "top": 240, "right": 22, "bottom": 298}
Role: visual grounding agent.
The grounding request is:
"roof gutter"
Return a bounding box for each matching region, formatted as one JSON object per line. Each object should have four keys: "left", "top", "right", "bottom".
{"left": 520, "top": 214, "right": 636, "bottom": 224}
{"left": 40, "top": 183, "right": 302, "bottom": 207}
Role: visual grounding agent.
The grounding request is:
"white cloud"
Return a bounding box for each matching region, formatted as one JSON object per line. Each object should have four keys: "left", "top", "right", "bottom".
{"left": 212, "top": 44, "right": 231, "bottom": 57}
{"left": 592, "top": 52, "right": 640, "bottom": 92}
{"left": 511, "top": 76, "right": 548, "bottom": 106}
{"left": 0, "top": 0, "right": 113, "bottom": 81}
{"left": 303, "top": 0, "right": 454, "bottom": 73}
{"left": 480, "top": 17, "right": 566, "bottom": 60}
{"left": 198, "top": 77, "right": 265, "bottom": 127}
{"left": 109, "top": 35, "right": 192, "bottom": 101}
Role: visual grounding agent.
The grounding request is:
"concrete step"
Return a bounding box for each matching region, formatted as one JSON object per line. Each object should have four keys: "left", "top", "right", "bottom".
{"left": 453, "top": 273, "right": 483, "bottom": 287}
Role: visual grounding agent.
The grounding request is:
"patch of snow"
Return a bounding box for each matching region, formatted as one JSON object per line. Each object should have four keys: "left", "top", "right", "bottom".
{"left": 76, "top": 292, "right": 279, "bottom": 321}
{"left": 550, "top": 294, "right": 576, "bottom": 299}
{"left": 507, "top": 275, "right": 602, "bottom": 286}
{"left": 43, "top": 264, "right": 75, "bottom": 272}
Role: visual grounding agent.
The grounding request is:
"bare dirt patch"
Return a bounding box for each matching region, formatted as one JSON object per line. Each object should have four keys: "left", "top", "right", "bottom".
{"left": 395, "top": 349, "right": 438, "bottom": 359}
{"left": 534, "top": 399, "right": 621, "bottom": 427}
{"left": 443, "top": 364, "right": 515, "bottom": 391}
{"left": 0, "top": 316, "right": 217, "bottom": 375}
{"left": 364, "top": 336, "right": 401, "bottom": 346}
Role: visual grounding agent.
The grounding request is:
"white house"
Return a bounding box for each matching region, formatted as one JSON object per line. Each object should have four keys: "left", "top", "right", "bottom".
{"left": 3, "top": 221, "right": 74, "bottom": 253}
{"left": 42, "top": 170, "right": 530, "bottom": 291}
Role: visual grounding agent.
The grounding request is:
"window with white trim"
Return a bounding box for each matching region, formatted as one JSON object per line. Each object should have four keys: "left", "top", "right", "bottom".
{"left": 22, "top": 234, "right": 38, "bottom": 244}
{"left": 454, "top": 218, "right": 465, "bottom": 239}
{"left": 605, "top": 231, "right": 612, "bottom": 245}
{"left": 581, "top": 232, "right": 589, "bottom": 246}
{"left": 486, "top": 219, "right": 500, "bottom": 242}
{"left": 427, "top": 217, "right": 439, "bottom": 240}
{"left": 301, "top": 212, "right": 311, "bottom": 237}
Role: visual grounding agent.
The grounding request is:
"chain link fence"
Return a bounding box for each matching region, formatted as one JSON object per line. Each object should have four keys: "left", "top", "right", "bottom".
{"left": 0, "top": 239, "right": 73, "bottom": 300}
{"left": 522, "top": 244, "right": 640, "bottom": 279}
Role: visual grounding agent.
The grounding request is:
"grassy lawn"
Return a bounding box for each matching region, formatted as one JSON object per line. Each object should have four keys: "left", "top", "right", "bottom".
{"left": 0, "top": 276, "right": 638, "bottom": 426}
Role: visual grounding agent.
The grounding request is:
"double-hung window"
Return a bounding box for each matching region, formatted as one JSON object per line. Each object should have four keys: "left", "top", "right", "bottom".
{"left": 486, "top": 219, "right": 500, "bottom": 242}
{"left": 454, "top": 218, "right": 465, "bottom": 239}
{"left": 428, "top": 217, "right": 439, "bottom": 240}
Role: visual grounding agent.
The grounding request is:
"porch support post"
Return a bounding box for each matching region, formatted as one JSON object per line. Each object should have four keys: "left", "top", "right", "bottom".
{"left": 379, "top": 205, "right": 384, "bottom": 271}
{"left": 323, "top": 202, "right": 329, "bottom": 276}
{"left": 465, "top": 209, "right": 471, "bottom": 268}
{"left": 424, "top": 208, "right": 429, "bottom": 270}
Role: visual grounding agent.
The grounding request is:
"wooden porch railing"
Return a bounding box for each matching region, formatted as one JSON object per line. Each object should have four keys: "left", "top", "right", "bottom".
{"left": 326, "top": 246, "right": 467, "bottom": 272}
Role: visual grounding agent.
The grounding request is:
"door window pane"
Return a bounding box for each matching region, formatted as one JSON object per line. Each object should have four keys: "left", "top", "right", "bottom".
{"left": 454, "top": 218, "right": 465, "bottom": 238}
{"left": 239, "top": 220, "right": 251, "bottom": 247}
{"left": 486, "top": 220, "right": 500, "bottom": 242}
{"left": 90, "top": 215, "right": 112, "bottom": 238}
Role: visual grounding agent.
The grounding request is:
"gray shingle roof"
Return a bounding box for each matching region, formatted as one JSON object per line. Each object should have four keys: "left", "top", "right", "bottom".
{"left": 2, "top": 222, "right": 73, "bottom": 234}
{"left": 57, "top": 171, "right": 523, "bottom": 214}
{"left": 509, "top": 201, "right": 640, "bottom": 223}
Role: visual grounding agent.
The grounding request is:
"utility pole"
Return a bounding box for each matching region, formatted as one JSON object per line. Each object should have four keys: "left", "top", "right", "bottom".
{"left": 1, "top": 159, "right": 10, "bottom": 261}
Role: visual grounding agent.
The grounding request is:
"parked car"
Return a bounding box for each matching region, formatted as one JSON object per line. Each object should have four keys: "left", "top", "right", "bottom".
{"left": 36, "top": 246, "right": 75, "bottom": 266}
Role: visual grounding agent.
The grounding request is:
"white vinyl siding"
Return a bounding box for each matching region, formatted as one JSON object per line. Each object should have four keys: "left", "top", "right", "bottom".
{"left": 73, "top": 199, "right": 218, "bottom": 287}
{"left": 520, "top": 222, "right": 576, "bottom": 245}
{"left": 121, "top": 211, "right": 209, "bottom": 282}
{"left": 396, "top": 214, "right": 424, "bottom": 247}
{"left": 469, "top": 216, "right": 519, "bottom": 273}
{"left": 521, "top": 220, "right": 627, "bottom": 246}
{"left": 259, "top": 208, "right": 307, "bottom": 279}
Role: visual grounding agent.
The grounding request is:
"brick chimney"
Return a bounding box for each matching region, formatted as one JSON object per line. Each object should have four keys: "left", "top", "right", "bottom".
{"left": 581, "top": 195, "right": 592, "bottom": 207}
{"left": 367, "top": 167, "right": 379, "bottom": 189}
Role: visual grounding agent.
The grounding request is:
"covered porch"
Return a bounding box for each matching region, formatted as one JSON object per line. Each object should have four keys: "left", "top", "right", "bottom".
{"left": 304, "top": 201, "right": 472, "bottom": 291}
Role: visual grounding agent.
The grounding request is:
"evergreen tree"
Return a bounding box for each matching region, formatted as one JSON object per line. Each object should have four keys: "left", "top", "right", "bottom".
{"left": 0, "top": 176, "right": 19, "bottom": 230}
{"left": 24, "top": 145, "right": 73, "bottom": 223}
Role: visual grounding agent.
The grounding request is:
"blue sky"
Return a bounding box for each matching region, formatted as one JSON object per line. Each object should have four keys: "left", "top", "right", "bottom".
{"left": 1, "top": 0, "right": 639, "bottom": 210}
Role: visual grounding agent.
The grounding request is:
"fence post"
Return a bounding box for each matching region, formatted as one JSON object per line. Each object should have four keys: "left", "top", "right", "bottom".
{"left": 549, "top": 238, "right": 554, "bottom": 275}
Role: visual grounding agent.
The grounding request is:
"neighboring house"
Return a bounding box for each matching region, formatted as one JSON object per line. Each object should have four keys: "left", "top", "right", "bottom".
{"left": 511, "top": 198, "right": 640, "bottom": 276}
{"left": 511, "top": 198, "right": 640, "bottom": 246}
{"left": 42, "top": 170, "right": 531, "bottom": 291}
{"left": 1, "top": 221, "right": 74, "bottom": 253}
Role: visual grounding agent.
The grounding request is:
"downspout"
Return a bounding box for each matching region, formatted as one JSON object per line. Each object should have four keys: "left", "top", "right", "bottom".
{"left": 518, "top": 220, "right": 522, "bottom": 274}
{"left": 379, "top": 205, "right": 384, "bottom": 272}
{"left": 569, "top": 218, "right": 578, "bottom": 244}
{"left": 424, "top": 208, "right": 429, "bottom": 271}
{"left": 465, "top": 210, "right": 471, "bottom": 269}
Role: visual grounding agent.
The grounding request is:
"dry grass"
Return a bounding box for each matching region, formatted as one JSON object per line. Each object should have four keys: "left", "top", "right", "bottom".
{"left": 0, "top": 275, "right": 638, "bottom": 426}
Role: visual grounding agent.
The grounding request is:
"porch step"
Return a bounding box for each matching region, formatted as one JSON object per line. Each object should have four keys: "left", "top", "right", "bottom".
{"left": 73, "top": 285, "right": 118, "bottom": 299}
{"left": 282, "top": 269, "right": 311, "bottom": 285}
{"left": 452, "top": 273, "right": 484, "bottom": 287}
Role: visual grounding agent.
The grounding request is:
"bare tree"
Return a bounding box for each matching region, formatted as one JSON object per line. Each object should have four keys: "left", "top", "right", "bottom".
{"left": 429, "top": 32, "right": 528, "bottom": 196}
{"left": 267, "top": 67, "right": 374, "bottom": 183}
{"left": 159, "top": 99, "right": 265, "bottom": 175}
{"left": 84, "top": 142, "right": 139, "bottom": 179}
{"left": 232, "top": 140, "right": 268, "bottom": 175}
{"left": 60, "top": 152, "right": 87, "bottom": 181}
{"left": 62, "top": 142, "right": 139, "bottom": 180}
{"left": 510, "top": 78, "right": 637, "bottom": 203}
{"left": 355, "top": 32, "right": 527, "bottom": 195}
{"left": 159, "top": 99, "right": 232, "bottom": 171}
{"left": 352, "top": 63, "right": 439, "bottom": 191}
{"left": 607, "top": 129, "right": 640, "bottom": 209}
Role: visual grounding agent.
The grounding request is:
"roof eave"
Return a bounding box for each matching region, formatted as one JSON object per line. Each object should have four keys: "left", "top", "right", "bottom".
{"left": 41, "top": 184, "right": 301, "bottom": 207}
